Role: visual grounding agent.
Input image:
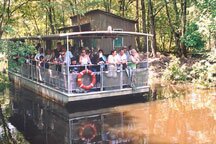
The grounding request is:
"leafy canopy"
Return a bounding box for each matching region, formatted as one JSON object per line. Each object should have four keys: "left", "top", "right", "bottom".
{"left": 181, "top": 22, "right": 205, "bottom": 53}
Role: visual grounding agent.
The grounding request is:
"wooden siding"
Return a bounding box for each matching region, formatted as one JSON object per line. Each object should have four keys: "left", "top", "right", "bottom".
{"left": 69, "top": 10, "right": 136, "bottom": 54}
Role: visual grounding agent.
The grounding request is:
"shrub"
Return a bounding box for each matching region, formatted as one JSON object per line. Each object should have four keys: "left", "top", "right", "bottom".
{"left": 181, "top": 22, "right": 205, "bottom": 53}
{"left": 162, "top": 55, "right": 188, "bottom": 82}
{"left": 190, "top": 59, "right": 216, "bottom": 88}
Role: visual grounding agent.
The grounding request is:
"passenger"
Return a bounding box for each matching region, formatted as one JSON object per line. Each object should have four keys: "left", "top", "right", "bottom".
{"left": 79, "top": 48, "right": 92, "bottom": 65}
{"left": 31, "top": 54, "right": 36, "bottom": 65}
{"left": 25, "top": 55, "right": 31, "bottom": 64}
{"left": 34, "top": 48, "right": 45, "bottom": 63}
{"left": 69, "top": 57, "right": 79, "bottom": 73}
{"left": 38, "top": 55, "right": 45, "bottom": 67}
{"left": 44, "top": 49, "right": 53, "bottom": 61}
{"left": 54, "top": 42, "right": 62, "bottom": 59}
{"left": 128, "top": 49, "right": 140, "bottom": 69}
{"left": 35, "top": 43, "right": 41, "bottom": 51}
{"left": 61, "top": 47, "right": 73, "bottom": 66}
{"left": 38, "top": 55, "right": 45, "bottom": 82}
{"left": 97, "top": 49, "right": 107, "bottom": 71}
{"left": 117, "top": 48, "right": 127, "bottom": 69}
{"left": 98, "top": 49, "right": 107, "bottom": 64}
{"left": 107, "top": 50, "right": 119, "bottom": 78}
{"left": 58, "top": 51, "right": 65, "bottom": 64}
{"left": 44, "top": 49, "right": 53, "bottom": 66}
{"left": 123, "top": 45, "right": 131, "bottom": 61}
{"left": 53, "top": 52, "right": 62, "bottom": 72}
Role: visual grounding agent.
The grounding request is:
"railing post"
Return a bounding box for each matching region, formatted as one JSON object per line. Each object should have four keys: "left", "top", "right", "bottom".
{"left": 147, "top": 36, "right": 149, "bottom": 86}
{"left": 100, "top": 65, "right": 104, "bottom": 91}
{"left": 67, "top": 65, "right": 70, "bottom": 93}
{"left": 36, "top": 62, "right": 38, "bottom": 82}
{"left": 147, "top": 36, "right": 149, "bottom": 69}
{"left": 20, "top": 64, "right": 22, "bottom": 76}
{"left": 120, "top": 64, "right": 123, "bottom": 89}
{"left": 31, "top": 63, "right": 34, "bottom": 80}
{"left": 67, "top": 35, "right": 70, "bottom": 93}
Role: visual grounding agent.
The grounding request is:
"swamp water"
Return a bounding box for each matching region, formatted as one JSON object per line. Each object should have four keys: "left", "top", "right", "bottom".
{"left": 0, "top": 84, "right": 216, "bottom": 144}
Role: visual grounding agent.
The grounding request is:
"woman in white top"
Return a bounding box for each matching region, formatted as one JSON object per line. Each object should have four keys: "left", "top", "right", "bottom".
{"left": 79, "top": 49, "right": 92, "bottom": 65}
{"left": 107, "top": 50, "right": 119, "bottom": 77}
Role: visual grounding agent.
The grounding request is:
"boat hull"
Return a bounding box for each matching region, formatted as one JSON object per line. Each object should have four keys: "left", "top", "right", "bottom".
{"left": 9, "top": 71, "right": 149, "bottom": 104}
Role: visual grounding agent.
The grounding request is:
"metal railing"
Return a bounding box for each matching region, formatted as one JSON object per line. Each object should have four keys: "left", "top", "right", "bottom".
{"left": 15, "top": 61, "right": 148, "bottom": 94}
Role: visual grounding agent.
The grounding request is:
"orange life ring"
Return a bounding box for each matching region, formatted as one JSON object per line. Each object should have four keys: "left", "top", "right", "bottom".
{"left": 77, "top": 69, "right": 96, "bottom": 90}
{"left": 79, "top": 123, "right": 97, "bottom": 141}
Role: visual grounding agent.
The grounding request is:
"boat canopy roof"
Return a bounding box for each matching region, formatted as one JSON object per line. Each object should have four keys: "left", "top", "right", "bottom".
{"left": 9, "top": 30, "right": 153, "bottom": 41}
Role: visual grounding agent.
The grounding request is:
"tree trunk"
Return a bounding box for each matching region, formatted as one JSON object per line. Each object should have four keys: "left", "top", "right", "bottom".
{"left": 0, "top": 0, "right": 8, "bottom": 39}
{"left": 103, "top": 0, "right": 108, "bottom": 12}
{"left": 172, "top": 0, "right": 179, "bottom": 23}
{"left": 136, "top": 0, "right": 141, "bottom": 51}
{"left": 47, "top": 0, "right": 55, "bottom": 34}
{"left": 148, "top": 0, "right": 157, "bottom": 57}
{"left": 164, "top": 0, "right": 181, "bottom": 56}
{"left": 180, "top": 0, "right": 187, "bottom": 57}
{"left": 141, "top": 0, "right": 147, "bottom": 52}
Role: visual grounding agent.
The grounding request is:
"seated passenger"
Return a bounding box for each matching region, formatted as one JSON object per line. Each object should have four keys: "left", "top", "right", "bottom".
{"left": 44, "top": 49, "right": 53, "bottom": 62}
{"left": 79, "top": 48, "right": 92, "bottom": 65}
{"left": 69, "top": 57, "right": 79, "bottom": 73}
{"left": 98, "top": 49, "right": 107, "bottom": 64}
{"left": 44, "top": 49, "right": 53, "bottom": 69}
{"left": 117, "top": 48, "right": 127, "bottom": 69}
{"left": 107, "top": 50, "right": 119, "bottom": 78}
{"left": 128, "top": 49, "right": 140, "bottom": 69}
{"left": 34, "top": 48, "right": 45, "bottom": 62}
{"left": 97, "top": 49, "right": 107, "bottom": 71}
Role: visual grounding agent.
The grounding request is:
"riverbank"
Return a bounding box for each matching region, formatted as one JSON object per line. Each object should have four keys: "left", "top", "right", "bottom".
{"left": 148, "top": 52, "right": 216, "bottom": 89}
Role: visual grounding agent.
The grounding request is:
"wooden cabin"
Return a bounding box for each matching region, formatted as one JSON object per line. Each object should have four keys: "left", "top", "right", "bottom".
{"left": 58, "top": 9, "right": 137, "bottom": 54}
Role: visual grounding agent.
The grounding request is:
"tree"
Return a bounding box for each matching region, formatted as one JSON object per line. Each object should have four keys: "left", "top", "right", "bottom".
{"left": 164, "top": 0, "right": 188, "bottom": 57}
{"left": 0, "top": 0, "right": 30, "bottom": 38}
{"left": 148, "top": 0, "right": 157, "bottom": 57}
{"left": 135, "top": 0, "right": 141, "bottom": 51}
{"left": 141, "top": 0, "right": 147, "bottom": 51}
{"left": 181, "top": 22, "right": 205, "bottom": 53}
{"left": 195, "top": 0, "right": 216, "bottom": 50}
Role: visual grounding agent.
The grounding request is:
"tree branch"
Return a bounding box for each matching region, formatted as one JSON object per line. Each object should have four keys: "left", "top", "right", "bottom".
{"left": 153, "top": 5, "right": 165, "bottom": 17}
{"left": 9, "top": 0, "right": 31, "bottom": 17}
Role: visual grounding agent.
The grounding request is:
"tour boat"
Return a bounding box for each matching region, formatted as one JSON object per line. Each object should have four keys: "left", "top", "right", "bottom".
{"left": 8, "top": 30, "right": 152, "bottom": 104}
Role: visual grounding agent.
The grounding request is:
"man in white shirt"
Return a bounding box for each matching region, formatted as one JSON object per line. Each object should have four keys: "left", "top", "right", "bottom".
{"left": 34, "top": 48, "right": 45, "bottom": 61}
{"left": 61, "top": 47, "right": 73, "bottom": 66}
{"left": 117, "top": 49, "right": 127, "bottom": 69}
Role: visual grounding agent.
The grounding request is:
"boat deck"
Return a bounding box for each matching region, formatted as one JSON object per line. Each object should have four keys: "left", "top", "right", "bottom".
{"left": 9, "top": 62, "right": 149, "bottom": 104}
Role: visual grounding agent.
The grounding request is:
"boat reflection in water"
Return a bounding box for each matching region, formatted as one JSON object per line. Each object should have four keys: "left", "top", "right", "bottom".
{"left": 9, "top": 87, "right": 147, "bottom": 144}
{"left": 9, "top": 85, "right": 216, "bottom": 144}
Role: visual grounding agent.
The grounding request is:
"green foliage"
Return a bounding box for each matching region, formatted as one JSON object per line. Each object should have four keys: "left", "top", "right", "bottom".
{"left": 0, "top": 40, "right": 36, "bottom": 71}
{"left": 195, "top": 0, "right": 216, "bottom": 18}
{"left": 191, "top": 51, "right": 216, "bottom": 88}
{"left": 0, "top": 73, "right": 9, "bottom": 92}
{"left": 180, "top": 22, "right": 205, "bottom": 53}
{"left": 190, "top": 60, "right": 216, "bottom": 88}
{"left": 162, "top": 56, "right": 188, "bottom": 82}
{"left": 162, "top": 51, "right": 216, "bottom": 88}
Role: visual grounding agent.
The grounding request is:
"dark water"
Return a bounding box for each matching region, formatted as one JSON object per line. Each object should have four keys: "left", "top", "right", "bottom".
{"left": 1, "top": 84, "right": 216, "bottom": 144}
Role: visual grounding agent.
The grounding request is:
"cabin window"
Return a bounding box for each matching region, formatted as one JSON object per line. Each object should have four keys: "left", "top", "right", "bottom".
{"left": 92, "top": 39, "right": 96, "bottom": 48}
{"left": 113, "top": 29, "right": 123, "bottom": 49}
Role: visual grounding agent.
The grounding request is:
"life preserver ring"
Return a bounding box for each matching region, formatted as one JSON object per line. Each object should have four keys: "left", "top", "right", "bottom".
{"left": 79, "top": 123, "right": 97, "bottom": 141}
{"left": 77, "top": 69, "right": 96, "bottom": 90}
